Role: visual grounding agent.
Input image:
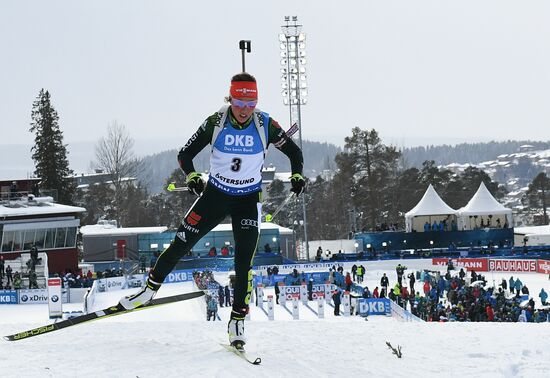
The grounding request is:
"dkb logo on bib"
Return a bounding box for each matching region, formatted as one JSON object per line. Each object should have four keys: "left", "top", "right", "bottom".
{"left": 225, "top": 135, "right": 254, "bottom": 147}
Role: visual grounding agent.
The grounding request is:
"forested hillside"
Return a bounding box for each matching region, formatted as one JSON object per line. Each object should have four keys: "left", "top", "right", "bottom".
{"left": 402, "top": 140, "right": 550, "bottom": 167}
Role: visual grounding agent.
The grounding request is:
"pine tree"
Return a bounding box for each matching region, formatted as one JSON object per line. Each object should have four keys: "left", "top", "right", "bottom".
{"left": 523, "top": 172, "right": 550, "bottom": 225}
{"left": 29, "top": 89, "right": 76, "bottom": 204}
{"left": 336, "top": 127, "right": 401, "bottom": 231}
{"left": 79, "top": 183, "right": 116, "bottom": 225}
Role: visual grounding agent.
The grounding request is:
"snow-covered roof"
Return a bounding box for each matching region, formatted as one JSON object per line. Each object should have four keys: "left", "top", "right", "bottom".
{"left": 514, "top": 225, "right": 550, "bottom": 235}
{"left": 458, "top": 182, "right": 512, "bottom": 216}
{"left": 0, "top": 197, "right": 85, "bottom": 218}
{"left": 507, "top": 190, "right": 525, "bottom": 197}
{"left": 80, "top": 224, "right": 168, "bottom": 236}
{"left": 212, "top": 222, "right": 293, "bottom": 234}
{"left": 405, "top": 184, "right": 457, "bottom": 217}
{"left": 273, "top": 172, "right": 291, "bottom": 182}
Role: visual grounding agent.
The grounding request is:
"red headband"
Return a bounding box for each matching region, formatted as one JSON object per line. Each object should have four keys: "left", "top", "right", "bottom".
{"left": 230, "top": 81, "right": 258, "bottom": 99}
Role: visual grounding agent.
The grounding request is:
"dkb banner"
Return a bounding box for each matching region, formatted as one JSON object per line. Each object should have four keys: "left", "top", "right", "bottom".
{"left": 0, "top": 290, "right": 18, "bottom": 304}
{"left": 357, "top": 298, "right": 391, "bottom": 316}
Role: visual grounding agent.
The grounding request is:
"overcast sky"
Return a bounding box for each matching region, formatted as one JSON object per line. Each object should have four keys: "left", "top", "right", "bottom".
{"left": 1, "top": 0, "right": 550, "bottom": 151}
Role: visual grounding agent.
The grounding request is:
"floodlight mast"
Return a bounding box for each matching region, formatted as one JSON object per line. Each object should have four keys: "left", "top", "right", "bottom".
{"left": 239, "top": 40, "right": 252, "bottom": 72}
{"left": 280, "top": 16, "right": 309, "bottom": 261}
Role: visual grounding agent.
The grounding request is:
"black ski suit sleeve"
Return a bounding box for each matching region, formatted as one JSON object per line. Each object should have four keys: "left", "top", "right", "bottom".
{"left": 267, "top": 118, "right": 304, "bottom": 175}
{"left": 177, "top": 116, "right": 216, "bottom": 175}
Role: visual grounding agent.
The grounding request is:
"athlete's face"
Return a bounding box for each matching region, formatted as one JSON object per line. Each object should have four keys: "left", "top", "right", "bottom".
{"left": 230, "top": 97, "right": 257, "bottom": 124}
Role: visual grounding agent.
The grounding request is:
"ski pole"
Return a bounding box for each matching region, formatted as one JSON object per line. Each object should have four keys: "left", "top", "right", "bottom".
{"left": 265, "top": 193, "right": 295, "bottom": 222}
{"left": 166, "top": 183, "right": 187, "bottom": 192}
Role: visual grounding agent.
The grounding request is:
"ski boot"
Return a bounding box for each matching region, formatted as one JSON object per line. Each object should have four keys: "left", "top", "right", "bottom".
{"left": 119, "top": 277, "right": 161, "bottom": 310}
{"left": 228, "top": 307, "right": 248, "bottom": 350}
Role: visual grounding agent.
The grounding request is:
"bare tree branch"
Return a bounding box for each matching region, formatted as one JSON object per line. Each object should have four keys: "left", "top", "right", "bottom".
{"left": 94, "top": 121, "right": 138, "bottom": 225}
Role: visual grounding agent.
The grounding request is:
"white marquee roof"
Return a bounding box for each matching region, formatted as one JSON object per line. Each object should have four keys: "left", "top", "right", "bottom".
{"left": 458, "top": 182, "right": 512, "bottom": 216}
{"left": 405, "top": 184, "right": 457, "bottom": 218}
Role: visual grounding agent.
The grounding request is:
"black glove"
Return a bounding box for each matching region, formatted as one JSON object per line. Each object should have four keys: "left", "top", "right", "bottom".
{"left": 290, "top": 173, "right": 306, "bottom": 196}
{"left": 186, "top": 172, "right": 205, "bottom": 196}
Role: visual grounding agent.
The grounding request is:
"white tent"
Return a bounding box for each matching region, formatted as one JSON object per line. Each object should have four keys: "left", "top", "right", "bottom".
{"left": 457, "top": 182, "right": 513, "bottom": 230}
{"left": 405, "top": 184, "right": 457, "bottom": 232}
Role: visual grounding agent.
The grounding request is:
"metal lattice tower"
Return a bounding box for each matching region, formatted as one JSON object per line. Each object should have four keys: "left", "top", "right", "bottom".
{"left": 280, "top": 16, "right": 309, "bottom": 260}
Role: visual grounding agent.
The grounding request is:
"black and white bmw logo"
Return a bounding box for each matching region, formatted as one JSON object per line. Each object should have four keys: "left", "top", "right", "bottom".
{"left": 51, "top": 295, "right": 59, "bottom": 302}
{"left": 21, "top": 295, "right": 28, "bottom": 302}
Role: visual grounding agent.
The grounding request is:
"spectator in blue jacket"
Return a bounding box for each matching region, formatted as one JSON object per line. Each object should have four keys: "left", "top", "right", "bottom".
{"left": 514, "top": 278, "right": 523, "bottom": 296}
{"left": 206, "top": 296, "right": 218, "bottom": 321}
{"left": 332, "top": 288, "right": 342, "bottom": 316}
{"left": 539, "top": 288, "right": 548, "bottom": 305}
{"left": 429, "top": 286, "right": 438, "bottom": 302}
{"left": 437, "top": 276, "right": 446, "bottom": 298}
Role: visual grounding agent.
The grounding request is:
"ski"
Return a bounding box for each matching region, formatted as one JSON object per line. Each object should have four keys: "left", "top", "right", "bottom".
{"left": 4, "top": 291, "right": 205, "bottom": 342}
{"left": 220, "top": 343, "right": 262, "bottom": 365}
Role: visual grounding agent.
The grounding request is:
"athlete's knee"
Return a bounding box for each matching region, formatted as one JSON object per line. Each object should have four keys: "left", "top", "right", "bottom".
{"left": 159, "top": 238, "right": 189, "bottom": 263}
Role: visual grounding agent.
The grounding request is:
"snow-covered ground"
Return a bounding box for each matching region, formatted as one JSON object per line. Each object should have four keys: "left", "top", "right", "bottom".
{"left": 1, "top": 260, "right": 549, "bottom": 378}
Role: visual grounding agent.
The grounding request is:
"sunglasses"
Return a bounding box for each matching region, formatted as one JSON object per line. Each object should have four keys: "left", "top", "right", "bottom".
{"left": 231, "top": 99, "right": 257, "bottom": 108}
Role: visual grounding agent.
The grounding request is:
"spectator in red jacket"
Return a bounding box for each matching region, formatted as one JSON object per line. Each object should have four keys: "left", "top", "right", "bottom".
{"left": 373, "top": 286, "right": 379, "bottom": 298}
{"left": 423, "top": 281, "right": 430, "bottom": 296}
{"left": 401, "top": 286, "right": 410, "bottom": 300}
{"left": 486, "top": 305, "right": 494, "bottom": 321}
{"left": 345, "top": 272, "right": 352, "bottom": 291}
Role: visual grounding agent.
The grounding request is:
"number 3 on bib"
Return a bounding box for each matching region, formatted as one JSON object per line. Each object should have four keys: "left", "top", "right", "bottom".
{"left": 231, "top": 158, "right": 242, "bottom": 172}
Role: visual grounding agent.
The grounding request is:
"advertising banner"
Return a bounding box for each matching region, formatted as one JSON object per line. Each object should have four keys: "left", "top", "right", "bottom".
{"left": 489, "top": 259, "right": 538, "bottom": 273}
{"left": 267, "top": 295, "right": 274, "bottom": 320}
{"left": 432, "top": 258, "right": 488, "bottom": 272}
{"left": 282, "top": 285, "right": 301, "bottom": 300}
{"left": 310, "top": 284, "right": 325, "bottom": 300}
{"left": 278, "top": 283, "right": 286, "bottom": 306}
{"left": 357, "top": 298, "right": 391, "bottom": 316}
{"left": 47, "top": 278, "right": 63, "bottom": 319}
{"left": 317, "top": 297, "right": 325, "bottom": 319}
{"left": 19, "top": 289, "right": 49, "bottom": 304}
{"left": 300, "top": 284, "right": 308, "bottom": 304}
{"left": 257, "top": 285, "right": 264, "bottom": 309}
{"left": 163, "top": 269, "right": 194, "bottom": 284}
{"left": 0, "top": 290, "right": 18, "bottom": 304}
{"left": 97, "top": 276, "right": 126, "bottom": 292}
{"left": 324, "top": 283, "right": 334, "bottom": 302}
{"left": 537, "top": 260, "right": 550, "bottom": 275}
{"left": 342, "top": 292, "right": 350, "bottom": 317}
{"left": 255, "top": 262, "right": 334, "bottom": 273}
{"left": 292, "top": 297, "right": 299, "bottom": 320}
